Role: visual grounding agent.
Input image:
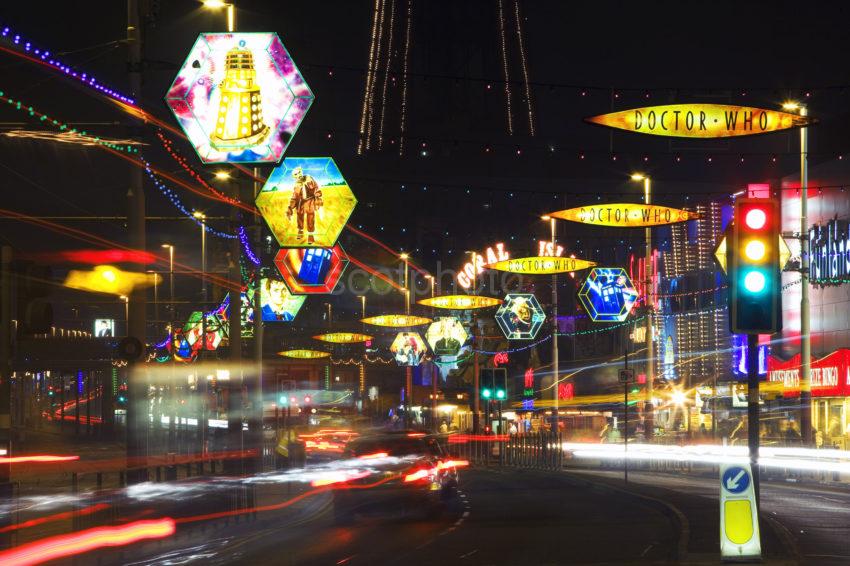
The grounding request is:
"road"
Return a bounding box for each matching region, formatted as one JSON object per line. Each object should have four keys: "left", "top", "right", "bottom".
{"left": 38, "top": 467, "right": 678, "bottom": 565}
{"left": 574, "top": 468, "right": 850, "bottom": 565}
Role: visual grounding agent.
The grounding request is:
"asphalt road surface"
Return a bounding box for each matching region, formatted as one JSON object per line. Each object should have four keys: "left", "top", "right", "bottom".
{"left": 65, "top": 467, "right": 680, "bottom": 565}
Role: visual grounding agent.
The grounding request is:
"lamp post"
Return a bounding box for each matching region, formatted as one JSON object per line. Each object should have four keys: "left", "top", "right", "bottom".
{"left": 147, "top": 270, "right": 159, "bottom": 331}
{"left": 400, "top": 253, "right": 412, "bottom": 426}
{"left": 631, "top": 174, "right": 655, "bottom": 441}
{"left": 120, "top": 295, "right": 129, "bottom": 336}
{"left": 465, "top": 250, "right": 481, "bottom": 433}
{"left": 784, "top": 101, "right": 812, "bottom": 445}
{"left": 193, "top": 212, "right": 207, "bottom": 306}
{"left": 541, "top": 215, "right": 559, "bottom": 429}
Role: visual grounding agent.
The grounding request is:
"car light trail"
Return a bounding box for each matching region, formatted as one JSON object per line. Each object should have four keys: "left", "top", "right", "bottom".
{"left": 0, "top": 518, "right": 175, "bottom": 566}
{"left": 0, "top": 503, "right": 110, "bottom": 534}
{"left": 563, "top": 442, "right": 850, "bottom": 474}
{"left": 310, "top": 471, "right": 371, "bottom": 487}
{"left": 0, "top": 455, "right": 79, "bottom": 464}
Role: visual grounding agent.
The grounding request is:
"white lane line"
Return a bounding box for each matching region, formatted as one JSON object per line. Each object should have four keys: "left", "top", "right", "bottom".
{"left": 459, "top": 549, "right": 479, "bottom": 559}
{"left": 462, "top": 511, "right": 470, "bottom": 517}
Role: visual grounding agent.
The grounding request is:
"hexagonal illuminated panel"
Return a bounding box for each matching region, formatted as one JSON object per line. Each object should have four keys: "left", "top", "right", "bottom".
{"left": 274, "top": 244, "right": 348, "bottom": 294}
{"left": 495, "top": 293, "right": 546, "bottom": 340}
{"left": 258, "top": 277, "right": 305, "bottom": 322}
{"left": 425, "top": 317, "right": 469, "bottom": 357}
{"left": 390, "top": 332, "right": 428, "bottom": 366}
{"left": 165, "top": 32, "right": 313, "bottom": 164}
{"left": 577, "top": 267, "right": 639, "bottom": 322}
{"left": 257, "top": 157, "right": 356, "bottom": 248}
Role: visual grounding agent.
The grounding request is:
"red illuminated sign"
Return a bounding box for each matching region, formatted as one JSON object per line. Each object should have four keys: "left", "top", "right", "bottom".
{"left": 493, "top": 352, "right": 509, "bottom": 367}
{"left": 557, "top": 382, "right": 574, "bottom": 400}
{"left": 768, "top": 348, "right": 850, "bottom": 397}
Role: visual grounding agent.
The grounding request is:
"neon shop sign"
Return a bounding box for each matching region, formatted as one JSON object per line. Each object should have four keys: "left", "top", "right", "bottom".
{"left": 809, "top": 219, "right": 850, "bottom": 284}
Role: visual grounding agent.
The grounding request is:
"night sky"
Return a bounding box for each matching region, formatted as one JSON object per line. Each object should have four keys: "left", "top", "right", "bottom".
{"left": 1, "top": 0, "right": 849, "bottom": 329}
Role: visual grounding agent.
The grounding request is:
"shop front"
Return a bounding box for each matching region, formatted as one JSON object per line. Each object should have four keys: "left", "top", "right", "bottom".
{"left": 767, "top": 348, "right": 850, "bottom": 448}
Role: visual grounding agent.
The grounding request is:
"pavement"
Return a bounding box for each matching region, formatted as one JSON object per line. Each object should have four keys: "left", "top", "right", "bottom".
{"left": 573, "top": 468, "right": 850, "bottom": 565}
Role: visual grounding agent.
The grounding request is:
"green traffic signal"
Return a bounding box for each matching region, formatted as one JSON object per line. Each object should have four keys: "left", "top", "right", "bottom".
{"left": 279, "top": 395, "right": 288, "bottom": 406}
{"left": 482, "top": 388, "right": 492, "bottom": 399}
{"left": 496, "top": 389, "right": 506, "bottom": 400}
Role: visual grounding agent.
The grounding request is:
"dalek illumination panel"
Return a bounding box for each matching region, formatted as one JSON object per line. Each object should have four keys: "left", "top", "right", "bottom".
{"left": 165, "top": 33, "right": 314, "bottom": 164}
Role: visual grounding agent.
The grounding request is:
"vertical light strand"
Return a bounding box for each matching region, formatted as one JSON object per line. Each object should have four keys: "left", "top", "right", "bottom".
{"left": 358, "top": 0, "right": 383, "bottom": 155}
{"left": 377, "top": 0, "right": 396, "bottom": 150}
{"left": 365, "top": 0, "right": 387, "bottom": 151}
{"left": 513, "top": 0, "right": 534, "bottom": 136}
{"left": 398, "top": 0, "right": 413, "bottom": 156}
{"left": 497, "top": 0, "right": 513, "bottom": 135}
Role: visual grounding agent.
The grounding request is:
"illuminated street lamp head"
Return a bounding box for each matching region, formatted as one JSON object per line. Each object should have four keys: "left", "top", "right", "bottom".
{"left": 782, "top": 101, "right": 801, "bottom": 111}
{"left": 630, "top": 173, "right": 647, "bottom": 181}
{"left": 214, "top": 171, "right": 231, "bottom": 181}
{"left": 161, "top": 244, "right": 173, "bottom": 249}
{"left": 399, "top": 252, "right": 409, "bottom": 260}
{"left": 424, "top": 274, "right": 433, "bottom": 280}
{"left": 540, "top": 214, "right": 551, "bottom": 221}
{"left": 202, "top": 0, "right": 228, "bottom": 8}
{"left": 192, "top": 211, "right": 205, "bottom": 219}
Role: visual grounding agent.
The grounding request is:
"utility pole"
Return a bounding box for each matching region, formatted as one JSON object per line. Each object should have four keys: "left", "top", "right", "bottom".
{"left": 125, "top": 0, "right": 147, "bottom": 482}
{"left": 549, "top": 217, "right": 559, "bottom": 432}
{"left": 251, "top": 166, "right": 264, "bottom": 471}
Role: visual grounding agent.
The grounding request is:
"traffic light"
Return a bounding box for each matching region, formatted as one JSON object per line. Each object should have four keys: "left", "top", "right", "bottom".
{"left": 730, "top": 198, "right": 781, "bottom": 334}
{"left": 480, "top": 369, "right": 507, "bottom": 401}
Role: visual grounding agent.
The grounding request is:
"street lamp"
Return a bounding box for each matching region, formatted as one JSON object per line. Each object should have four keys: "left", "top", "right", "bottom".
{"left": 147, "top": 269, "right": 159, "bottom": 330}
{"left": 119, "top": 295, "right": 129, "bottom": 336}
{"left": 161, "top": 244, "right": 175, "bottom": 321}
{"left": 541, "top": 215, "right": 559, "bottom": 425}
{"left": 400, "top": 253, "right": 410, "bottom": 314}
{"left": 202, "top": 0, "right": 236, "bottom": 32}
{"left": 630, "top": 173, "right": 655, "bottom": 440}
{"left": 783, "top": 100, "right": 812, "bottom": 444}
{"left": 193, "top": 211, "right": 207, "bottom": 305}
{"left": 214, "top": 171, "right": 231, "bottom": 181}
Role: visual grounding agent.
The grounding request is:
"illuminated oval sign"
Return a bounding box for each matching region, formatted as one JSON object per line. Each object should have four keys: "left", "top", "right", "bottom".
{"left": 486, "top": 256, "right": 596, "bottom": 274}
{"left": 277, "top": 349, "right": 330, "bottom": 359}
{"left": 313, "top": 332, "right": 373, "bottom": 344}
{"left": 361, "top": 314, "right": 432, "bottom": 327}
{"left": 417, "top": 295, "right": 501, "bottom": 309}
{"left": 548, "top": 204, "right": 702, "bottom": 227}
{"left": 585, "top": 104, "right": 811, "bottom": 139}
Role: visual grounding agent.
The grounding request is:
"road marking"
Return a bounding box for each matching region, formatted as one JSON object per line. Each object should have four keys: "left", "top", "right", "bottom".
{"left": 462, "top": 511, "right": 469, "bottom": 517}
{"left": 459, "top": 549, "right": 479, "bottom": 559}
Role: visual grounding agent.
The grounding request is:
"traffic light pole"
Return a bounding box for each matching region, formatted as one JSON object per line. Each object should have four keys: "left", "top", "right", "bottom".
{"left": 623, "top": 339, "right": 629, "bottom": 485}
{"left": 799, "top": 106, "right": 812, "bottom": 446}
{"left": 747, "top": 333, "right": 760, "bottom": 506}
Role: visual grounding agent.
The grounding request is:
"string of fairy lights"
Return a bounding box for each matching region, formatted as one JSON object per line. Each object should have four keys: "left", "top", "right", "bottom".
{"left": 496, "top": 0, "right": 513, "bottom": 136}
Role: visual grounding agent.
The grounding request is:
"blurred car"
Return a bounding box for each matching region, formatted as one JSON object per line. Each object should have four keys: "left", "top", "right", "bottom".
{"left": 331, "top": 432, "right": 461, "bottom": 524}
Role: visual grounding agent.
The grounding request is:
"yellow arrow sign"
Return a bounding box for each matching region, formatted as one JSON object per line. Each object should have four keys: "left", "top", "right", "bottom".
{"left": 486, "top": 256, "right": 596, "bottom": 274}
{"left": 585, "top": 104, "right": 811, "bottom": 138}
{"left": 713, "top": 235, "right": 791, "bottom": 274}
{"left": 548, "top": 204, "right": 702, "bottom": 227}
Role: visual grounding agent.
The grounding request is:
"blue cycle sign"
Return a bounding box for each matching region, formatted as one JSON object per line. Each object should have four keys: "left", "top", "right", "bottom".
{"left": 722, "top": 466, "right": 750, "bottom": 495}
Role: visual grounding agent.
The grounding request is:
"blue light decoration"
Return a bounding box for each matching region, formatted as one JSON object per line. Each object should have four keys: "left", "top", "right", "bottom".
{"left": 0, "top": 24, "right": 136, "bottom": 105}
{"left": 731, "top": 334, "right": 768, "bottom": 379}
{"left": 495, "top": 293, "right": 546, "bottom": 340}
{"left": 238, "top": 226, "right": 261, "bottom": 265}
{"left": 577, "top": 267, "right": 639, "bottom": 322}
{"left": 77, "top": 370, "right": 84, "bottom": 395}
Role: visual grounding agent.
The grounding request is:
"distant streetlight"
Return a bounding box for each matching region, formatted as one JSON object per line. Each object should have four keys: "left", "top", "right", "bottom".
{"left": 214, "top": 171, "right": 231, "bottom": 181}
{"left": 201, "top": 0, "right": 235, "bottom": 32}
{"left": 630, "top": 172, "right": 654, "bottom": 440}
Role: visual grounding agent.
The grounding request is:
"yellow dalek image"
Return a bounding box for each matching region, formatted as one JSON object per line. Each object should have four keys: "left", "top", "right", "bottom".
{"left": 210, "top": 42, "right": 270, "bottom": 150}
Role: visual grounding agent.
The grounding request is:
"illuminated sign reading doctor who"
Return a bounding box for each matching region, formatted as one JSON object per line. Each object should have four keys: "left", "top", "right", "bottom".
{"left": 456, "top": 241, "right": 565, "bottom": 288}
{"left": 548, "top": 204, "right": 701, "bottom": 228}
{"left": 585, "top": 104, "right": 811, "bottom": 139}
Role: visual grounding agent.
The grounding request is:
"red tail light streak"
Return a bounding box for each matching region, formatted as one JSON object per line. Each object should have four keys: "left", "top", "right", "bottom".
{"left": 0, "top": 518, "right": 175, "bottom": 566}
{"left": 0, "top": 503, "right": 110, "bottom": 534}
{"left": 0, "top": 455, "right": 79, "bottom": 464}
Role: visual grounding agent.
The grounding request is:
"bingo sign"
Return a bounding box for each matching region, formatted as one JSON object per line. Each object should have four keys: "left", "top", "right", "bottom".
{"left": 577, "top": 267, "right": 639, "bottom": 322}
